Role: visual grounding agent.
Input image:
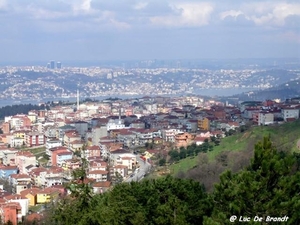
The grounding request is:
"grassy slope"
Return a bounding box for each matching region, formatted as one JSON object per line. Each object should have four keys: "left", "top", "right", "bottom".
{"left": 170, "top": 120, "right": 300, "bottom": 175}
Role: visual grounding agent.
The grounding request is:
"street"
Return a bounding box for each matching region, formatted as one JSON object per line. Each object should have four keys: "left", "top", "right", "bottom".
{"left": 124, "top": 154, "right": 151, "bottom": 183}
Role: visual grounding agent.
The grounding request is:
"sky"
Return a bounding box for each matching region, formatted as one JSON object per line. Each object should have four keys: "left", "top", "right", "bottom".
{"left": 0, "top": 0, "right": 300, "bottom": 63}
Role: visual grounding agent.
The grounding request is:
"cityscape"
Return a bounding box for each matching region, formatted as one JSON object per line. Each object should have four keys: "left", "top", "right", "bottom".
{"left": 0, "top": 0, "right": 300, "bottom": 224}
{"left": 0, "top": 82, "right": 300, "bottom": 223}
{"left": 1, "top": 59, "right": 300, "bottom": 104}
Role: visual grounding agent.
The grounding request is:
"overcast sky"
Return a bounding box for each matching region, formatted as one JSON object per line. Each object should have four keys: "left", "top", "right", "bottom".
{"left": 1, "top": 0, "right": 300, "bottom": 63}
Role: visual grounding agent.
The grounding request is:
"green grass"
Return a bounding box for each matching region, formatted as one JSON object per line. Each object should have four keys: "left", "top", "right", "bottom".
{"left": 170, "top": 120, "right": 300, "bottom": 175}
{"left": 171, "top": 157, "right": 198, "bottom": 175}
{"left": 29, "top": 204, "right": 44, "bottom": 212}
{"left": 22, "top": 146, "right": 46, "bottom": 155}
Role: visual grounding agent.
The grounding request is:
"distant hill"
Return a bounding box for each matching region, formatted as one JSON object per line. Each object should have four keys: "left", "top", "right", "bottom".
{"left": 231, "top": 79, "right": 300, "bottom": 101}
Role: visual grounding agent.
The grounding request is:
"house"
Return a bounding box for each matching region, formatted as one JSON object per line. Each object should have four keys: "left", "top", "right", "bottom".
{"left": 194, "top": 136, "right": 208, "bottom": 146}
{"left": 242, "top": 108, "right": 261, "bottom": 120}
{"left": 43, "top": 167, "right": 64, "bottom": 187}
{"left": 63, "top": 131, "right": 81, "bottom": 149}
{"left": 15, "top": 151, "right": 36, "bottom": 174}
{"left": 9, "top": 174, "right": 31, "bottom": 194}
{"left": 218, "top": 121, "right": 239, "bottom": 132}
{"left": 29, "top": 167, "right": 48, "bottom": 187}
{"left": 110, "top": 150, "right": 137, "bottom": 170}
{"left": 197, "top": 117, "right": 210, "bottom": 131}
{"left": 186, "top": 120, "right": 198, "bottom": 132}
{"left": 52, "top": 150, "right": 73, "bottom": 167}
{"left": 281, "top": 106, "right": 300, "bottom": 122}
{"left": 87, "top": 170, "right": 108, "bottom": 182}
{"left": 161, "top": 129, "right": 182, "bottom": 142}
{"left": 9, "top": 115, "right": 31, "bottom": 130}
{"left": 0, "top": 166, "right": 18, "bottom": 179}
{"left": 91, "top": 126, "right": 108, "bottom": 145}
{"left": 20, "top": 188, "right": 39, "bottom": 206}
{"left": 174, "top": 132, "right": 195, "bottom": 148}
{"left": 47, "top": 145, "right": 68, "bottom": 158}
{"left": 81, "top": 145, "right": 101, "bottom": 159}
{"left": 69, "top": 140, "right": 85, "bottom": 152}
{"left": 45, "top": 139, "right": 62, "bottom": 153}
{"left": 36, "top": 187, "right": 61, "bottom": 204}
{"left": 110, "top": 165, "right": 128, "bottom": 178}
{"left": 92, "top": 181, "right": 111, "bottom": 194}
{"left": 116, "top": 129, "right": 137, "bottom": 147}
{"left": 4, "top": 194, "right": 29, "bottom": 217}
{"left": 1, "top": 149, "right": 18, "bottom": 166}
{"left": 24, "top": 132, "right": 45, "bottom": 147}
{"left": 254, "top": 112, "right": 274, "bottom": 125}
{"left": 0, "top": 202, "right": 22, "bottom": 225}
{"left": 9, "top": 137, "right": 24, "bottom": 148}
{"left": 88, "top": 160, "right": 107, "bottom": 172}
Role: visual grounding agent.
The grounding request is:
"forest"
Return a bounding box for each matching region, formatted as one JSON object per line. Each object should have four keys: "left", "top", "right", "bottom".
{"left": 20, "top": 136, "right": 300, "bottom": 225}
{"left": 0, "top": 104, "right": 49, "bottom": 120}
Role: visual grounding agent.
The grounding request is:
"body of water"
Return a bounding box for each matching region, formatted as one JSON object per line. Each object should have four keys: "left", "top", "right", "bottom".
{"left": 0, "top": 88, "right": 259, "bottom": 107}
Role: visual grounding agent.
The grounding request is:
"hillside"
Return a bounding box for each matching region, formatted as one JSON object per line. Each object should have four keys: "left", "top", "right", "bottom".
{"left": 232, "top": 79, "right": 300, "bottom": 101}
{"left": 170, "top": 120, "right": 300, "bottom": 176}
{"left": 36, "top": 137, "right": 300, "bottom": 225}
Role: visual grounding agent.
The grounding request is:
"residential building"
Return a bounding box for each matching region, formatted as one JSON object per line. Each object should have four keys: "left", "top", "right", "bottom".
{"left": 15, "top": 151, "right": 36, "bottom": 175}
{"left": 81, "top": 145, "right": 101, "bottom": 159}
{"left": 197, "top": 117, "right": 210, "bottom": 130}
{"left": 255, "top": 112, "right": 274, "bottom": 125}
{"left": 9, "top": 174, "right": 31, "bottom": 194}
{"left": 174, "top": 132, "right": 195, "bottom": 148}
{"left": 24, "top": 132, "right": 45, "bottom": 147}
{"left": 0, "top": 202, "right": 22, "bottom": 225}
{"left": 87, "top": 170, "right": 108, "bottom": 182}
{"left": 0, "top": 166, "right": 18, "bottom": 179}
{"left": 281, "top": 107, "right": 300, "bottom": 121}
{"left": 52, "top": 150, "right": 73, "bottom": 167}
{"left": 1, "top": 149, "right": 18, "bottom": 166}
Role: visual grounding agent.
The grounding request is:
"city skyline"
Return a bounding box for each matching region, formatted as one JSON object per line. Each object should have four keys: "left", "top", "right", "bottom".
{"left": 0, "top": 0, "right": 300, "bottom": 63}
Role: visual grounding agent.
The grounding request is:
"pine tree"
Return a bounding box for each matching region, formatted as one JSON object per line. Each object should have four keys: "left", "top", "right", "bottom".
{"left": 205, "top": 137, "right": 300, "bottom": 225}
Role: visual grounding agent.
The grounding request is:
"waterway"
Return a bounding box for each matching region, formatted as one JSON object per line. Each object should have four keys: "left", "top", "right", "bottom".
{"left": 0, "top": 87, "right": 259, "bottom": 107}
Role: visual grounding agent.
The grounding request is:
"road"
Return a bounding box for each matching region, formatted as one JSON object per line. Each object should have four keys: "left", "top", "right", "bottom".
{"left": 125, "top": 155, "right": 151, "bottom": 183}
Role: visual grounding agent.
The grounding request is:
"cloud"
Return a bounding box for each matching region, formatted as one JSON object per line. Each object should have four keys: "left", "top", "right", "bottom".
{"left": 72, "top": 0, "right": 94, "bottom": 15}
{"left": 219, "top": 10, "right": 244, "bottom": 20}
{"left": 241, "top": 2, "right": 300, "bottom": 26}
{"left": 133, "top": 2, "right": 148, "bottom": 10}
{"left": 0, "top": 0, "right": 7, "bottom": 9}
{"left": 150, "top": 2, "right": 214, "bottom": 27}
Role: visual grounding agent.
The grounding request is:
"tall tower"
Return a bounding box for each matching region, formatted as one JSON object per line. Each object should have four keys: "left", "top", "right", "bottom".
{"left": 57, "top": 61, "right": 62, "bottom": 69}
{"left": 118, "top": 107, "right": 121, "bottom": 124}
{"left": 77, "top": 89, "right": 80, "bottom": 110}
{"left": 50, "top": 60, "right": 55, "bottom": 69}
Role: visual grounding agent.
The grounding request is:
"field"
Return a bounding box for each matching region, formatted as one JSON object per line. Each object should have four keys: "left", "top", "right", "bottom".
{"left": 20, "top": 146, "right": 48, "bottom": 165}
{"left": 170, "top": 120, "right": 300, "bottom": 175}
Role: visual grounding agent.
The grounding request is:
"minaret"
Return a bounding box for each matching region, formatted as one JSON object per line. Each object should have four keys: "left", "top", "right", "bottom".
{"left": 118, "top": 107, "right": 121, "bottom": 124}
{"left": 77, "top": 89, "right": 79, "bottom": 110}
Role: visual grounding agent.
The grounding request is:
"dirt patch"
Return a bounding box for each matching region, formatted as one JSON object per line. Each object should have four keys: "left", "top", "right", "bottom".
{"left": 236, "top": 131, "right": 251, "bottom": 143}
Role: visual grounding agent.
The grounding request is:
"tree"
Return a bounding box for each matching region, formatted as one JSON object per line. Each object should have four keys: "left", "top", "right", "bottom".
{"left": 158, "top": 158, "right": 166, "bottom": 166}
{"left": 83, "top": 176, "right": 212, "bottom": 225}
{"left": 45, "top": 175, "right": 212, "bottom": 225}
{"left": 168, "top": 149, "right": 180, "bottom": 162}
{"left": 206, "top": 137, "right": 300, "bottom": 225}
{"left": 47, "top": 158, "right": 94, "bottom": 225}
{"left": 179, "top": 147, "right": 187, "bottom": 159}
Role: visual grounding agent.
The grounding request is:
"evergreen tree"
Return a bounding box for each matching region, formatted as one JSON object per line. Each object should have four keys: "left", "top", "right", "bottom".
{"left": 205, "top": 137, "right": 300, "bottom": 225}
